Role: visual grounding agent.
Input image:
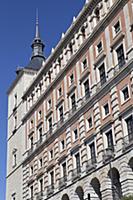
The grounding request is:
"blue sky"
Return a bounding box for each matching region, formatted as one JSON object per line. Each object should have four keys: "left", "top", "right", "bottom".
{"left": 0, "top": 0, "right": 85, "bottom": 199}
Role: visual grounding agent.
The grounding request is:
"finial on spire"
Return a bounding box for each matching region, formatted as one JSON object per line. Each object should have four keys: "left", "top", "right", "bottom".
{"left": 35, "top": 8, "right": 40, "bottom": 39}
{"left": 31, "top": 9, "right": 45, "bottom": 60}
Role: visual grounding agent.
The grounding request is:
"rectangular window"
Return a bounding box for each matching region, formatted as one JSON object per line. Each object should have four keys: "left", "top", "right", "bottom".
{"left": 39, "top": 179, "right": 43, "bottom": 192}
{"left": 50, "top": 171, "right": 54, "bottom": 185}
{"left": 87, "top": 117, "right": 93, "bottom": 130}
{"left": 126, "top": 116, "right": 133, "bottom": 140}
{"left": 38, "top": 110, "right": 42, "bottom": 120}
{"left": 99, "top": 63, "right": 106, "bottom": 86}
{"left": 30, "top": 136, "right": 34, "bottom": 149}
{"left": 84, "top": 79, "right": 90, "bottom": 98}
{"left": 59, "top": 106, "right": 64, "bottom": 121}
{"left": 30, "top": 166, "right": 33, "bottom": 176}
{"left": 49, "top": 149, "right": 54, "bottom": 160}
{"left": 73, "top": 129, "right": 78, "bottom": 141}
{"left": 13, "top": 153, "right": 17, "bottom": 167}
{"left": 97, "top": 41, "right": 102, "bottom": 54}
{"left": 48, "top": 99, "right": 52, "bottom": 109}
{"left": 58, "top": 87, "right": 62, "bottom": 97}
{"left": 38, "top": 127, "right": 43, "bottom": 141}
{"left": 114, "top": 21, "right": 120, "bottom": 35}
{"left": 71, "top": 93, "right": 76, "bottom": 111}
{"left": 70, "top": 73, "right": 74, "bottom": 85}
{"left": 60, "top": 140, "right": 65, "bottom": 151}
{"left": 116, "top": 44, "right": 125, "bottom": 68}
{"left": 106, "top": 130, "right": 114, "bottom": 150}
{"left": 89, "top": 142, "right": 96, "bottom": 163}
{"left": 62, "top": 162, "right": 67, "bottom": 177}
{"left": 75, "top": 153, "right": 81, "bottom": 172}
{"left": 103, "top": 103, "right": 109, "bottom": 117}
{"left": 82, "top": 58, "right": 87, "bottom": 70}
{"left": 30, "top": 185, "right": 33, "bottom": 198}
{"left": 48, "top": 117, "right": 52, "bottom": 131}
{"left": 122, "top": 86, "right": 129, "bottom": 102}
{"left": 39, "top": 158, "right": 43, "bottom": 168}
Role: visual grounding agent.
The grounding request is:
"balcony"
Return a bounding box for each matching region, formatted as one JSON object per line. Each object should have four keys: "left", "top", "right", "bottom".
{"left": 46, "top": 128, "right": 53, "bottom": 139}
{"left": 72, "top": 167, "right": 81, "bottom": 181}
{"left": 57, "top": 117, "right": 64, "bottom": 128}
{"left": 59, "top": 176, "right": 67, "bottom": 189}
{"left": 103, "top": 147, "right": 115, "bottom": 163}
{"left": 123, "top": 134, "right": 133, "bottom": 151}
{"left": 82, "top": 91, "right": 90, "bottom": 105}
{"left": 46, "top": 185, "right": 54, "bottom": 197}
{"left": 36, "top": 138, "right": 43, "bottom": 148}
{"left": 113, "top": 59, "right": 126, "bottom": 75}
{"left": 36, "top": 191, "right": 44, "bottom": 200}
{"left": 28, "top": 146, "right": 34, "bottom": 157}
{"left": 96, "top": 78, "right": 107, "bottom": 91}
{"left": 86, "top": 157, "right": 97, "bottom": 173}
{"left": 69, "top": 105, "right": 77, "bottom": 117}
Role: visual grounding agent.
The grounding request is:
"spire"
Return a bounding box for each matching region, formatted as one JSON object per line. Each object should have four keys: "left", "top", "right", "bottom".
{"left": 35, "top": 9, "right": 40, "bottom": 39}
{"left": 31, "top": 9, "right": 45, "bottom": 60}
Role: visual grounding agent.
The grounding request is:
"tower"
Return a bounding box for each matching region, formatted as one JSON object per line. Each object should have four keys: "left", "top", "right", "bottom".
{"left": 6, "top": 12, "right": 45, "bottom": 200}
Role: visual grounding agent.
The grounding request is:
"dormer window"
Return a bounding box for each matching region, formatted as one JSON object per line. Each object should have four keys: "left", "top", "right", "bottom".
{"left": 114, "top": 21, "right": 120, "bottom": 35}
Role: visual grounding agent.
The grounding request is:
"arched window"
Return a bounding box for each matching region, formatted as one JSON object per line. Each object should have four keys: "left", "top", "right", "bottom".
{"left": 91, "top": 178, "right": 102, "bottom": 200}
{"left": 62, "top": 194, "right": 70, "bottom": 200}
{"left": 75, "top": 186, "right": 84, "bottom": 200}
{"left": 108, "top": 168, "right": 122, "bottom": 199}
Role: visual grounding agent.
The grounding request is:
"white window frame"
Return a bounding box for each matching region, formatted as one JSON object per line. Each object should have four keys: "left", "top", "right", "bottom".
{"left": 72, "top": 128, "right": 78, "bottom": 142}
{"left": 102, "top": 102, "right": 110, "bottom": 119}
{"left": 120, "top": 85, "right": 130, "bottom": 105}
{"left": 86, "top": 138, "right": 97, "bottom": 160}
{"left": 112, "top": 19, "right": 121, "bottom": 38}
{"left": 102, "top": 127, "right": 115, "bottom": 150}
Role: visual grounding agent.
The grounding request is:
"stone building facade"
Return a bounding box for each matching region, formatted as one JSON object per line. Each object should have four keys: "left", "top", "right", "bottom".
{"left": 6, "top": 0, "right": 133, "bottom": 200}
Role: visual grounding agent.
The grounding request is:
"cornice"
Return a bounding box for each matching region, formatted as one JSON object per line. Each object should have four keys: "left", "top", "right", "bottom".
{"left": 23, "top": 59, "right": 133, "bottom": 165}
{"left": 22, "top": 0, "right": 128, "bottom": 122}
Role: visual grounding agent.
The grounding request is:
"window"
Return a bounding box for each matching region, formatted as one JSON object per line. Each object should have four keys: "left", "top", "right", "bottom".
{"left": 71, "top": 93, "right": 76, "bottom": 111}
{"left": 114, "top": 21, "right": 120, "bottom": 35}
{"left": 121, "top": 86, "right": 129, "bottom": 103}
{"left": 103, "top": 103, "right": 110, "bottom": 117}
{"left": 38, "top": 127, "right": 43, "bottom": 141}
{"left": 62, "top": 162, "right": 67, "bottom": 178}
{"left": 97, "top": 41, "right": 102, "bottom": 54}
{"left": 30, "top": 136, "right": 34, "bottom": 149}
{"left": 116, "top": 44, "right": 125, "bottom": 68}
{"left": 30, "top": 119, "right": 34, "bottom": 129}
{"left": 14, "top": 94, "right": 17, "bottom": 107}
{"left": 30, "top": 166, "right": 33, "bottom": 176}
{"left": 70, "top": 73, "right": 74, "bottom": 85}
{"left": 99, "top": 63, "right": 106, "bottom": 86}
{"left": 58, "top": 87, "right": 62, "bottom": 97}
{"left": 50, "top": 171, "right": 54, "bottom": 185}
{"left": 39, "top": 158, "right": 43, "bottom": 168}
{"left": 49, "top": 149, "right": 54, "bottom": 160}
{"left": 12, "top": 194, "right": 16, "bottom": 200}
{"left": 48, "top": 117, "right": 52, "bottom": 131}
{"left": 48, "top": 99, "right": 52, "bottom": 109}
{"left": 39, "top": 179, "right": 43, "bottom": 192}
{"left": 12, "top": 150, "right": 17, "bottom": 167}
{"left": 87, "top": 116, "right": 93, "bottom": 130}
{"left": 59, "top": 106, "right": 64, "bottom": 121}
{"left": 126, "top": 116, "right": 133, "bottom": 140}
{"left": 106, "top": 130, "right": 114, "bottom": 150}
{"left": 75, "top": 153, "right": 81, "bottom": 172}
{"left": 84, "top": 79, "right": 90, "bottom": 98}
{"left": 73, "top": 129, "right": 78, "bottom": 141}
{"left": 30, "top": 185, "right": 33, "bottom": 198}
{"left": 60, "top": 140, "right": 65, "bottom": 151}
{"left": 89, "top": 142, "right": 96, "bottom": 163}
{"left": 38, "top": 110, "right": 42, "bottom": 120}
{"left": 82, "top": 58, "right": 87, "bottom": 70}
{"left": 14, "top": 115, "right": 17, "bottom": 129}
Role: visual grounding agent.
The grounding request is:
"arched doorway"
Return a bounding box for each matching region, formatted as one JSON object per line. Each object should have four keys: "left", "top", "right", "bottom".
{"left": 91, "top": 178, "right": 102, "bottom": 200}
{"left": 108, "top": 167, "right": 122, "bottom": 200}
{"left": 75, "top": 186, "right": 84, "bottom": 200}
{"left": 62, "top": 194, "right": 70, "bottom": 200}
